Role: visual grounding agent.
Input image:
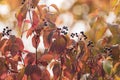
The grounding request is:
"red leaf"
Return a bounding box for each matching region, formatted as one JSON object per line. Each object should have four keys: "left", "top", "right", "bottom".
{"left": 15, "top": 38, "right": 24, "bottom": 51}
{"left": 63, "top": 69, "right": 72, "bottom": 80}
{"left": 39, "top": 54, "right": 54, "bottom": 62}
{"left": 41, "top": 69, "right": 50, "bottom": 80}
{"left": 32, "top": 11, "right": 39, "bottom": 28}
{"left": 26, "top": 27, "right": 34, "bottom": 38}
{"left": 32, "top": 35, "right": 40, "bottom": 48}
{"left": 0, "top": 39, "right": 8, "bottom": 54}
{"left": 24, "top": 53, "right": 35, "bottom": 66}
{"left": 30, "top": 65, "right": 42, "bottom": 80}
{"left": 52, "top": 63, "right": 61, "bottom": 80}
{"left": 16, "top": 5, "right": 27, "bottom": 27}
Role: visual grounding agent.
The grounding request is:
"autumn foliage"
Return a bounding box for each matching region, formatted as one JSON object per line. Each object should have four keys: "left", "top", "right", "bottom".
{"left": 0, "top": 0, "right": 120, "bottom": 80}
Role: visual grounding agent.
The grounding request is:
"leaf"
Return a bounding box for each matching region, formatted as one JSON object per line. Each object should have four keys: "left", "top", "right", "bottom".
{"left": 2, "top": 36, "right": 24, "bottom": 56}
{"left": 86, "top": 17, "right": 106, "bottom": 42}
{"left": 0, "top": 39, "right": 8, "bottom": 54}
{"left": 110, "top": 44, "right": 120, "bottom": 62}
{"left": 78, "top": 41, "right": 90, "bottom": 62}
{"left": 103, "top": 60, "right": 113, "bottom": 75}
{"left": 50, "top": 35, "right": 67, "bottom": 53}
{"left": 110, "top": 0, "right": 118, "bottom": 8}
{"left": 17, "top": 67, "right": 25, "bottom": 80}
{"left": 50, "top": 4, "right": 59, "bottom": 13}
{"left": 32, "top": 10, "right": 39, "bottom": 28}
{"left": 30, "top": 65, "right": 42, "bottom": 80}
{"left": 26, "top": 27, "right": 34, "bottom": 38}
{"left": 25, "top": 65, "right": 42, "bottom": 79}
{"left": 31, "top": 0, "right": 39, "bottom": 8}
{"left": 15, "top": 37, "right": 24, "bottom": 51}
{"left": 96, "top": 27, "right": 108, "bottom": 42}
{"left": 25, "top": 65, "right": 33, "bottom": 76}
{"left": 52, "top": 63, "right": 61, "bottom": 80}
{"left": 32, "top": 35, "right": 40, "bottom": 48}
{"left": 39, "top": 54, "right": 54, "bottom": 62}
{"left": 43, "top": 27, "right": 55, "bottom": 49}
{"left": 114, "top": 3, "right": 120, "bottom": 15}
{"left": 0, "top": 39, "right": 8, "bottom": 50}
{"left": 37, "top": 4, "right": 47, "bottom": 18}
{"left": 108, "top": 25, "right": 120, "bottom": 44}
{"left": 63, "top": 69, "right": 72, "bottom": 80}
{"left": 41, "top": 69, "right": 50, "bottom": 80}
{"left": 112, "top": 62, "right": 120, "bottom": 75}
{"left": 24, "top": 53, "right": 35, "bottom": 66}
{"left": 16, "top": 5, "right": 27, "bottom": 27}
{"left": 5, "top": 75, "right": 13, "bottom": 80}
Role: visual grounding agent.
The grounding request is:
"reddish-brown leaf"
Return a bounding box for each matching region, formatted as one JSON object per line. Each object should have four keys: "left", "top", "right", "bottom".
{"left": 39, "top": 54, "right": 54, "bottom": 62}
{"left": 41, "top": 69, "right": 50, "bottom": 80}
{"left": 37, "top": 4, "right": 47, "bottom": 18}
{"left": 0, "top": 39, "right": 8, "bottom": 54}
{"left": 16, "top": 5, "right": 27, "bottom": 27}
{"left": 50, "top": 35, "right": 67, "bottom": 53}
{"left": 30, "top": 65, "right": 42, "bottom": 80}
{"left": 32, "top": 35, "right": 40, "bottom": 48}
{"left": 24, "top": 53, "right": 35, "bottom": 66}
{"left": 43, "top": 27, "right": 55, "bottom": 49}
{"left": 32, "top": 11, "right": 39, "bottom": 28}
{"left": 78, "top": 41, "right": 90, "bottom": 62}
{"left": 63, "top": 69, "right": 72, "bottom": 80}
{"left": 26, "top": 27, "right": 34, "bottom": 38}
{"left": 15, "top": 37, "right": 24, "bottom": 51}
{"left": 52, "top": 63, "right": 61, "bottom": 80}
{"left": 31, "top": 0, "right": 39, "bottom": 8}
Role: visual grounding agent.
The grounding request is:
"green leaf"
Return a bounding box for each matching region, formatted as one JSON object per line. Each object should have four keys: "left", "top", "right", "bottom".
{"left": 103, "top": 60, "right": 113, "bottom": 75}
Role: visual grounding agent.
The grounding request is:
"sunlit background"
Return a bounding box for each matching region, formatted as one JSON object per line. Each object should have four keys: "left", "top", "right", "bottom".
{"left": 0, "top": 0, "right": 117, "bottom": 53}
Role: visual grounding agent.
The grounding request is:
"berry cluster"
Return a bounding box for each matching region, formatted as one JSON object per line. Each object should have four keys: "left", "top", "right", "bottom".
{"left": 2, "top": 27, "right": 12, "bottom": 36}
{"left": 104, "top": 47, "right": 112, "bottom": 53}
{"left": 71, "top": 31, "right": 87, "bottom": 40}
{"left": 87, "top": 41, "right": 94, "bottom": 47}
{"left": 70, "top": 33, "right": 78, "bottom": 38}
{"left": 57, "top": 26, "right": 68, "bottom": 35}
{"left": 80, "top": 31, "right": 87, "bottom": 40}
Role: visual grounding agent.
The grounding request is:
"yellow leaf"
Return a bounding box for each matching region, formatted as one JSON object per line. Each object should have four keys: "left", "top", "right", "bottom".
{"left": 110, "top": 0, "right": 118, "bottom": 8}
{"left": 96, "top": 26, "right": 107, "bottom": 41}
{"left": 114, "top": 3, "right": 120, "bottom": 15}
